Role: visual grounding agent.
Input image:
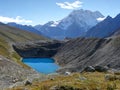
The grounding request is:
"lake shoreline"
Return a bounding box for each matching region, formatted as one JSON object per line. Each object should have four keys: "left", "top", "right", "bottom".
{"left": 22, "top": 58, "right": 60, "bottom": 74}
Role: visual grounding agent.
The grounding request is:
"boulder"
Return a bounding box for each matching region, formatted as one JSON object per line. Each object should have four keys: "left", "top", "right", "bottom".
{"left": 24, "top": 80, "right": 32, "bottom": 86}
{"left": 65, "top": 71, "right": 71, "bottom": 75}
{"left": 83, "top": 66, "right": 95, "bottom": 72}
{"left": 94, "top": 66, "right": 108, "bottom": 72}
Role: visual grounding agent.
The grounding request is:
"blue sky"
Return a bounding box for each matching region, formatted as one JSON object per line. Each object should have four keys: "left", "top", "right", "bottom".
{"left": 0, "top": 0, "right": 119, "bottom": 25}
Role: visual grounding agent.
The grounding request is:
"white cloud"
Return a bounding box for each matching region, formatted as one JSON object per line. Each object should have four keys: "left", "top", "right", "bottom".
{"left": 56, "top": 0, "right": 83, "bottom": 10}
{"left": 0, "top": 16, "right": 32, "bottom": 24}
{"left": 97, "top": 17, "right": 106, "bottom": 22}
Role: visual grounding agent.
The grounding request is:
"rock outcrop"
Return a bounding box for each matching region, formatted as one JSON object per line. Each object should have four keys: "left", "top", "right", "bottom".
{"left": 13, "top": 40, "right": 64, "bottom": 58}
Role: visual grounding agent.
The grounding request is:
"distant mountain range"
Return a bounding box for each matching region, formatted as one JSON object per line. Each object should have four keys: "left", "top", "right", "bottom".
{"left": 7, "top": 22, "right": 42, "bottom": 35}
{"left": 3, "top": 9, "right": 120, "bottom": 40}
{"left": 34, "top": 9, "right": 104, "bottom": 39}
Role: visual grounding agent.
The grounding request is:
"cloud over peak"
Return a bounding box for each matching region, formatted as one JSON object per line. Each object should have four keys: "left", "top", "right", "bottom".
{"left": 56, "top": 0, "right": 83, "bottom": 10}
{"left": 0, "top": 16, "right": 32, "bottom": 24}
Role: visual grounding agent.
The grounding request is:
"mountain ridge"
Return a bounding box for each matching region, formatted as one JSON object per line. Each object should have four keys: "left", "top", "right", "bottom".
{"left": 35, "top": 9, "right": 104, "bottom": 39}
{"left": 7, "top": 22, "right": 42, "bottom": 36}
{"left": 86, "top": 13, "right": 120, "bottom": 38}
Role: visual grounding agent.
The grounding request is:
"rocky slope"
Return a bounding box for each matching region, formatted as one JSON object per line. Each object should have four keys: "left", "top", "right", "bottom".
{"left": 0, "top": 23, "right": 46, "bottom": 42}
{"left": 54, "top": 37, "right": 120, "bottom": 73}
{"left": 13, "top": 36, "right": 120, "bottom": 73}
{"left": 0, "top": 23, "right": 48, "bottom": 88}
{"left": 0, "top": 22, "right": 47, "bottom": 60}
{"left": 0, "top": 55, "right": 36, "bottom": 89}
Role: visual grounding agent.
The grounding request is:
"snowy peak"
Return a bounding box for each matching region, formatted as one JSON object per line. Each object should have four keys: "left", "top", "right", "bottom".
{"left": 58, "top": 17, "right": 73, "bottom": 30}
{"left": 69, "top": 9, "right": 103, "bottom": 18}
{"left": 34, "top": 9, "right": 104, "bottom": 39}
{"left": 41, "top": 21, "right": 59, "bottom": 27}
{"left": 41, "top": 9, "right": 104, "bottom": 30}
{"left": 93, "top": 11, "right": 104, "bottom": 18}
{"left": 50, "top": 21, "right": 60, "bottom": 27}
{"left": 58, "top": 9, "right": 104, "bottom": 30}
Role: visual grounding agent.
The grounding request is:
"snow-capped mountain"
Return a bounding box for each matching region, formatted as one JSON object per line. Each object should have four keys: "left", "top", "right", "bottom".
{"left": 7, "top": 22, "right": 42, "bottom": 35}
{"left": 58, "top": 9, "right": 104, "bottom": 31}
{"left": 38, "top": 21, "right": 65, "bottom": 40}
{"left": 35, "top": 9, "right": 104, "bottom": 39}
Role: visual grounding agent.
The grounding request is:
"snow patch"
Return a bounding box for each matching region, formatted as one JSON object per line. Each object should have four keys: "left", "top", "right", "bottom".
{"left": 50, "top": 21, "right": 60, "bottom": 27}
{"left": 97, "top": 17, "right": 106, "bottom": 22}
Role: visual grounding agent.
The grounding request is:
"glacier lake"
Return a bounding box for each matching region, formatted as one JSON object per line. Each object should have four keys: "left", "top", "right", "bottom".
{"left": 22, "top": 58, "right": 59, "bottom": 74}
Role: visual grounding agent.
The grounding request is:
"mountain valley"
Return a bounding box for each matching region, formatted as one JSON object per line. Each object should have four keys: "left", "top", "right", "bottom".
{"left": 0, "top": 9, "right": 120, "bottom": 90}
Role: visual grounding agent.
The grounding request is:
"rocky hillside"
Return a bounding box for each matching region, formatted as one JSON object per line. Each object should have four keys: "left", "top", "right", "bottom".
{"left": 0, "top": 23, "right": 46, "bottom": 42}
{"left": 13, "top": 36, "right": 120, "bottom": 73}
{"left": 0, "top": 23, "right": 47, "bottom": 59}
{"left": 0, "top": 55, "right": 36, "bottom": 89}
{"left": 0, "top": 23, "right": 48, "bottom": 89}
{"left": 54, "top": 37, "right": 120, "bottom": 73}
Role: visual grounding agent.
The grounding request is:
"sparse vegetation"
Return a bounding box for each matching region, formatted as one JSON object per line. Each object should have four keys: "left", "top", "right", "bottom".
{"left": 9, "top": 72, "right": 120, "bottom": 90}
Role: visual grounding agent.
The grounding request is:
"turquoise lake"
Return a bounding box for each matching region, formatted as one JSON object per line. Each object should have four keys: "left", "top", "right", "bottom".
{"left": 22, "top": 58, "right": 59, "bottom": 74}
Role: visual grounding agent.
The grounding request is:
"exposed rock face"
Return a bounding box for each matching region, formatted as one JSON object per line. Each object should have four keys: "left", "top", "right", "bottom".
{"left": 54, "top": 37, "right": 120, "bottom": 73}
{"left": 13, "top": 40, "right": 64, "bottom": 58}
{"left": 13, "top": 36, "right": 120, "bottom": 73}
